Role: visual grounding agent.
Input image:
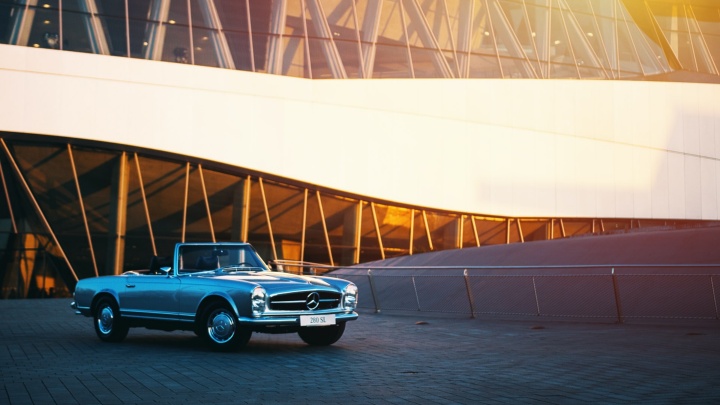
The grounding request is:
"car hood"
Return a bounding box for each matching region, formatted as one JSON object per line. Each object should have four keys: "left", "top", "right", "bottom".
{"left": 200, "top": 271, "right": 339, "bottom": 294}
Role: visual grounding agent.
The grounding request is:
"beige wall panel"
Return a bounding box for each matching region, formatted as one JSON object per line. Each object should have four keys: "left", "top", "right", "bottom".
{"left": 668, "top": 152, "right": 687, "bottom": 218}
{"left": 1, "top": 45, "right": 719, "bottom": 220}
{"left": 701, "top": 159, "right": 718, "bottom": 220}
{"left": 684, "top": 156, "right": 703, "bottom": 219}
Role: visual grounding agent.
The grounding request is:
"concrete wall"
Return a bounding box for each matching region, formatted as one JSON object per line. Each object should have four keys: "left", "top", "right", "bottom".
{"left": 1, "top": 44, "right": 719, "bottom": 220}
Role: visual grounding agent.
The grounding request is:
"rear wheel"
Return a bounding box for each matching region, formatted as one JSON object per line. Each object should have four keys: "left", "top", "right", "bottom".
{"left": 298, "top": 322, "right": 346, "bottom": 346}
{"left": 93, "top": 297, "right": 129, "bottom": 343}
{"left": 201, "top": 302, "right": 251, "bottom": 351}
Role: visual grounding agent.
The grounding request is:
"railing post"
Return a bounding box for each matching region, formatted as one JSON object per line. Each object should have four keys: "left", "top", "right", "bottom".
{"left": 611, "top": 268, "right": 624, "bottom": 324}
{"left": 464, "top": 269, "right": 475, "bottom": 319}
{"left": 711, "top": 275, "right": 719, "bottom": 320}
{"left": 412, "top": 276, "right": 421, "bottom": 311}
{"left": 532, "top": 276, "right": 541, "bottom": 316}
{"left": 367, "top": 269, "right": 380, "bottom": 313}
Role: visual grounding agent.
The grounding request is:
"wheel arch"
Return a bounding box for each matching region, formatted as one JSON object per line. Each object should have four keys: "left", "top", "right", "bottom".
{"left": 195, "top": 293, "right": 240, "bottom": 323}
{"left": 90, "top": 290, "right": 121, "bottom": 316}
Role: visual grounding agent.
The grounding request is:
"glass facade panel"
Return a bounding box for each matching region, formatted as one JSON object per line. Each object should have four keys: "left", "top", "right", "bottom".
{"left": 192, "top": 27, "right": 221, "bottom": 67}
{"left": 284, "top": 0, "right": 305, "bottom": 36}
{"left": 134, "top": 157, "right": 187, "bottom": 253}
{"left": 303, "top": 191, "right": 331, "bottom": 264}
{"left": 225, "top": 31, "right": 254, "bottom": 71}
{"left": 409, "top": 46, "right": 444, "bottom": 78}
{"left": 248, "top": 0, "right": 272, "bottom": 35}
{"left": 468, "top": 53, "right": 501, "bottom": 77}
{"left": 27, "top": 5, "right": 61, "bottom": 49}
{"left": 615, "top": 18, "right": 644, "bottom": 77}
{"left": 61, "top": 9, "right": 95, "bottom": 53}
{"left": 96, "top": 0, "right": 126, "bottom": 18}
{"left": 256, "top": 180, "right": 305, "bottom": 261}
{"left": 182, "top": 166, "right": 215, "bottom": 242}
{"left": 335, "top": 38, "right": 363, "bottom": 78}
{"left": 461, "top": 216, "right": 477, "bottom": 248}
{"left": 282, "top": 35, "right": 309, "bottom": 77}
{"left": 500, "top": 1, "right": 542, "bottom": 75}
{"left": 320, "top": 0, "right": 358, "bottom": 40}
{"left": 128, "top": 18, "right": 150, "bottom": 58}
{"left": 695, "top": 6, "right": 720, "bottom": 35}
{"left": 548, "top": 6, "right": 578, "bottom": 78}
{"left": 373, "top": 204, "right": 411, "bottom": 258}
{"left": 252, "top": 32, "right": 271, "bottom": 72}
{"left": 70, "top": 147, "right": 117, "bottom": 275}
{"left": 124, "top": 154, "right": 153, "bottom": 270}
{"left": 704, "top": 34, "right": 720, "bottom": 68}
{"left": 307, "top": 37, "right": 333, "bottom": 79}
{"left": 167, "top": 0, "right": 189, "bottom": 26}
{"left": 565, "top": 0, "right": 594, "bottom": 15}
{"left": 376, "top": 0, "right": 407, "bottom": 46}
{"left": 470, "top": 5, "right": 497, "bottom": 56}
{"left": 476, "top": 218, "right": 506, "bottom": 246}
{"left": 163, "top": 23, "right": 192, "bottom": 63}
{"left": 0, "top": 0, "right": 712, "bottom": 79}
{"left": 572, "top": 12, "right": 613, "bottom": 74}
{"left": 372, "top": 43, "right": 412, "bottom": 78}
{"left": 0, "top": 2, "right": 19, "bottom": 44}
{"left": 99, "top": 15, "right": 129, "bottom": 56}
{"left": 216, "top": 0, "right": 249, "bottom": 32}
{"left": 202, "top": 168, "right": 243, "bottom": 242}
{"left": 359, "top": 202, "right": 382, "bottom": 263}
{"left": 425, "top": 212, "right": 458, "bottom": 251}
{"left": 317, "top": 194, "right": 358, "bottom": 266}
{"left": 410, "top": 211, "right": 431, "bottom": 254}
{"left": 12, "top": 144, "right": 97, "bottom": 280}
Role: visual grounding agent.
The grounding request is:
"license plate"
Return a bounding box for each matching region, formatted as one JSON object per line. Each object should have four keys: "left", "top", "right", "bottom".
{"left": 300, "top": 314, "right": 336, "bottom": 327}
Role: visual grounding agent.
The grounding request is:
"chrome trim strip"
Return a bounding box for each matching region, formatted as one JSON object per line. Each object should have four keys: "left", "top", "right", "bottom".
{"left": 239, "top": 312, "right": 358, "bottom": 326}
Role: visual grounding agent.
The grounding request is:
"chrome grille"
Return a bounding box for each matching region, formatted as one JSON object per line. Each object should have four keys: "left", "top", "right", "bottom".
{"left": 269, "top": 291, "right": 341, "bottom": 311}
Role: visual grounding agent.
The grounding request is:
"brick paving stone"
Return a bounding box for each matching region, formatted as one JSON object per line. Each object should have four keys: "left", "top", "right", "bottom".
{"left": 1, "top": 299, "right": 720, "bottom": 404}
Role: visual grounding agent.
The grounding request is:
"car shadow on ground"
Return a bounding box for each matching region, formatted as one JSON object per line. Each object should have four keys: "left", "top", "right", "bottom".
{"left": 92, "top": 330, "right": 352, "bottom": 355}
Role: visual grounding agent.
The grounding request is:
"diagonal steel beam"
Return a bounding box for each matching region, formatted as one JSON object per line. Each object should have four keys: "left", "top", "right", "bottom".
{"left": 0, "top": 139, "right": 78, "bottom": 282}
{"left": 487, "top": 0, "right": 537, "bottom": 78}
{"left": 456, "top": 0, "right": 474, "bottom": 78}
{"left": 360, "top": 0, "right": 383, "bottom": 78}
{"left": 403, "top": 0, "right": 454, "bottom": 78}
{"left": 78, "top": 0, "right": 111, "bottom": 55}
{"left": 143, "top": 0, "right": 171, "bottom": 61}
{"left": 197, "top": 0, "right": 237, "bottom": 69}
{"left": 69, "top": 145, "right": 99, "bottom": 277}
{"left": 267, "top": 0, "right": 288, "bottom": 75}
{"left": 306, "top": 0, "right": 348, "bottom": 78}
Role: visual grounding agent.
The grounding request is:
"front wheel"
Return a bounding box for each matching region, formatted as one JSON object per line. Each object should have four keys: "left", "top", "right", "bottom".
{"left": 298, "top": 322, "right": 346, "bottom": 346}
{"left": 93, "top": 297, "right": 129, "bottom": 343}
{"left": 201, "top": 302, "right": 252, "bottom": 351}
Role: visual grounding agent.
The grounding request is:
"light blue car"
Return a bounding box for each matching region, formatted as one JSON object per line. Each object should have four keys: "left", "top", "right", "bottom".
{"left": 72, "top": 242, "right": 358, "bottom": 351}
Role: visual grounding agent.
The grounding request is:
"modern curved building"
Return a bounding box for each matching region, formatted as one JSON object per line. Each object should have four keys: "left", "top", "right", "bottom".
{"left": 1, "top": 0, "right": 719, "bottom": 298}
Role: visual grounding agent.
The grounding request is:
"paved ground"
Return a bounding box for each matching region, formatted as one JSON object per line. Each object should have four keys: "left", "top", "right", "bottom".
{"left": 1, "top": 299, "right": 719, "bottom": 404}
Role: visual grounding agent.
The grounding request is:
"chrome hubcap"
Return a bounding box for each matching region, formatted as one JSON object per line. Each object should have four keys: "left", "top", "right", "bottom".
{"left": 97, "top": 306, "right": 114, "bottom": 334}
{"left": 208, "top": 310, "right": 235, "bottom": 343}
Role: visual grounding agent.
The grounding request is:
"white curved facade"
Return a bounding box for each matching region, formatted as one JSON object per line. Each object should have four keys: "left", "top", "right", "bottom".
{"left": 2, "top": 44, "right": 719, "bottom": 220}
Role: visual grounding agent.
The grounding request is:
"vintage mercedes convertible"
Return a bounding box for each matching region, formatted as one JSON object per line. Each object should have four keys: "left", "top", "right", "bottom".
{"left": 71, "top": 242, "right": 358, "bottom": 351}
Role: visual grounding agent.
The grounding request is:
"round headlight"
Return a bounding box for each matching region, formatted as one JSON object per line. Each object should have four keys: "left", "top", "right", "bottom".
{"left": 342, "top": 284, "right": 358, "bottom": 311}
{"left": 251, "top": 286, "right": 266, "bottom": 317}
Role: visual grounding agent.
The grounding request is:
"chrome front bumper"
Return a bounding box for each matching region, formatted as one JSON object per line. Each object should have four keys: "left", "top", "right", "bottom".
{"left": 70, "top": 301, "right": 83, "bottom": 315}
{"left": 238, "top": 311, "right": 358, "bottom": 326}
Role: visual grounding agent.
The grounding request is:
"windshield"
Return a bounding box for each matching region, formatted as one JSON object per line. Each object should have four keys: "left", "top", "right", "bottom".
{"left": 177, "top": 244, "right": 268, "bottom": 273}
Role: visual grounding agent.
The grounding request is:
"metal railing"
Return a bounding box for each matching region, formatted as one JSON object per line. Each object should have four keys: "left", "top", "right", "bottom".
{"left": 331, "top": 265, "right": 720, "bottom": 323}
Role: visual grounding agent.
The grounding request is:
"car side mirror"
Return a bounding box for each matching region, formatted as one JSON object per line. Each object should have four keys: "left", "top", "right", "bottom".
{"left": 160, "top": 267, "right": 172, "bottom": 276}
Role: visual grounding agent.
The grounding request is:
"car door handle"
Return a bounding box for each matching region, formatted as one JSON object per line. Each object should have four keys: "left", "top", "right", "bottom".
{"left": 126, "top": 284, "right": 135, "bottom": 288}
